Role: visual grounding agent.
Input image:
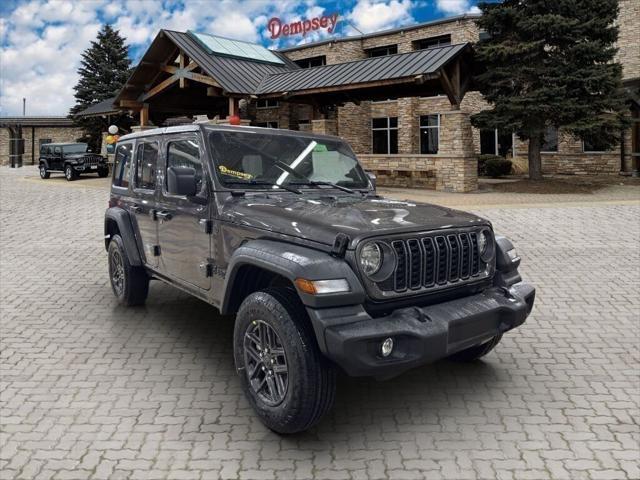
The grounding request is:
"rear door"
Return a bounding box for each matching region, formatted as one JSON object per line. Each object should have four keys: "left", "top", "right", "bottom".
{"left": 130, "top": 140, "right": 160, "bottom": 268}
{"left": 156, "top": 133, "right": 212, "bottom": 290}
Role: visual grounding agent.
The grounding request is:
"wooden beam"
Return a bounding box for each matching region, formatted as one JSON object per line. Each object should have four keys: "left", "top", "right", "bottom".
{"left": 439, "top": 69, "right": 460, "bottom": 109}
{"left": 161, "top": 65, "right": 179, "bottom": 74}
{"left": 207, "top": 86, "right": 222, "bottom": 96}
{"left": 179, "top": 52, "right": 187, "bottom": 88}
{"left": 140, "top": 75, "right": 179, "bottom": 102}
{"left": 140, "top": 103, "right": 149, "bottom": 126}
{"left": 183, "top": 71, "right": 222, "bottom": 88}
{"left": 119, "top": 99, "right": 143, "bottom": 109}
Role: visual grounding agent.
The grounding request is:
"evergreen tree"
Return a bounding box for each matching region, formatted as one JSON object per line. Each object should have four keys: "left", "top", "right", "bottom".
{"left": 70, "top": 25, "right": 133, "bottom": 151}
{"left": 471, "top": 0, "right": 629, "bottom": 180}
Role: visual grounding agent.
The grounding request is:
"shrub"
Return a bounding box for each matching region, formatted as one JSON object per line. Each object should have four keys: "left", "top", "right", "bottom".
{"left": 485, "top": 157, "right": 513, "bottom": 178}
{"left": 477, "top": 154, "right": 502, "bottom": 176}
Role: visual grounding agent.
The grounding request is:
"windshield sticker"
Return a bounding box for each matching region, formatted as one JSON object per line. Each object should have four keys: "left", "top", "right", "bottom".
{"left": 313, "top": 143, "right": 328, "bottom": 152}
{"left": 219, "top": 165, "right": 253, "bottom": 180}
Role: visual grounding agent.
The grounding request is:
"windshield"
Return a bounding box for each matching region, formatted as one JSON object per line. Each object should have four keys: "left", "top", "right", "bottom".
{"left": 62, "top": 144, "right": 88, "bottom": 154}
{"left": 208, "top": 130, "right": 369, "bottom": 190}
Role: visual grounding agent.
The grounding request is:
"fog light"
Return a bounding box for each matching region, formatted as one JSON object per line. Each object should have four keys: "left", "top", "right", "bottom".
{"left": 380, "top": 337, "right": 394, "bottom": 357}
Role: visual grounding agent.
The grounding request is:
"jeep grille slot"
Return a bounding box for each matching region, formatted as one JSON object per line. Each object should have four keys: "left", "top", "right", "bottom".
{"left": 375, "top": 229, "right": 491, "bottom": 297}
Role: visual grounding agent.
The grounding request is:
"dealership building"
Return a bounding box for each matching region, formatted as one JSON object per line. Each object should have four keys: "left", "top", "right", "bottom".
{"left": 72, "top": 1, "right": 638, "bottom": 191}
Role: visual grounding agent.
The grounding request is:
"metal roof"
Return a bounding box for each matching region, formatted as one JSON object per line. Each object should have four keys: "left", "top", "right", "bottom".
{"left": 277, "top": 13, "right": 481, "bottom": 53}
{"left": 163, "top": 30, "right": 295, "bottom": 94}
{"left": 257, "top": 43, "right": 469, "bottom": 94}
{"left": 0, "top": 116, "right": 75, "bottom": 127}
{"left": 74, "top": 97, "right": 119, "bottom": 117}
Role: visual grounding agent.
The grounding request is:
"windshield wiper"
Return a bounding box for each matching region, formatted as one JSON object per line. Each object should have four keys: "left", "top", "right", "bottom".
{"left": 224, "top": 179, "right": 301, "bottom": 194}
{"left": 290, "top": 180, "right": 355, "bottom": 194}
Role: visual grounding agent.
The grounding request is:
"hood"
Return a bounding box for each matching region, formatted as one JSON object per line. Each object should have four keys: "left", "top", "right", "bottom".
{"left": 65, "top": 153, "right": 89, "bottom": 159}
{"left": 220, "top": 193, "right": 489, "bottom": 247}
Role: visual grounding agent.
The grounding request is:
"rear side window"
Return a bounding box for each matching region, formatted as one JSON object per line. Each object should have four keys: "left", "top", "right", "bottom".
{"left": 166, "top": 138, "right": 205, "bottom": 196}
{"left": 135, "top": 141, "right": 159, "bottom": 190}
{"left": 113, "top": 143, "right": 132, "bottom": 188}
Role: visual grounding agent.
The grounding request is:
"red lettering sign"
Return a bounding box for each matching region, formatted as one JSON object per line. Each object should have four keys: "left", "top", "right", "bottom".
{"left": 268, "top": 13, "right": 339, "bottom": 39}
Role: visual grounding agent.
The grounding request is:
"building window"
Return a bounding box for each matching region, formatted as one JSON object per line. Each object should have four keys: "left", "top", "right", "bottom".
{"left": 372, "top": 117, "right": 398, "bottom": 154}
{"left": 480, "top": 129, "right": 513, "bottom": 157}
{"left": 294, "top": 55, "right": 326, "bottom": 68}
{"left": 255, "top": 122, "right": 278, "bottom": 128}
{"left": 419, "top": 115, "right": 440, "bottom": 154}
{"left": 414, "top": 34, "right": 451, "bottom": 50}
{"left": 583, "top": 135, "right": 611, "bottom": 153}
{"left": 541, "top": 126, "right": 559, "bottom": 152}
{"left": 135, "top": 141, "right": 159, "bottom": 190}
{"left": 366, "top": 44, "right": 398, "bottom": 57}
{"left": 256, "top": 99, "right": 279, "bottom": 109}
{"left": 113, "top": 143, "right": 132, "bottom": 188}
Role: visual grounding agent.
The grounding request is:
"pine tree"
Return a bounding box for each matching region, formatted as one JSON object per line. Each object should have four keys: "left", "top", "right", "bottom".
{"left": 70, "top": 25, "right": 132, "bottom": 151}
{"left": 471, "top": 0, "right": 629, "bottom": 180}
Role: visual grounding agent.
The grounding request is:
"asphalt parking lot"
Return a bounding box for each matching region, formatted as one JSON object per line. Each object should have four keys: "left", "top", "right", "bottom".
{"left": 1, "top": 167, "right": 639, "bottom": 480}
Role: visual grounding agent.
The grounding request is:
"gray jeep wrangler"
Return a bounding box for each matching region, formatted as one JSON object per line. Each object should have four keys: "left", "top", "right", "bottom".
{"left": 105, "top": 124, "right": 535, "bottom": 433}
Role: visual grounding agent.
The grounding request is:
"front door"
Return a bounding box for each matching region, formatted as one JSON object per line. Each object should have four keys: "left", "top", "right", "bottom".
{"left": 156, "top": 134, "right": 211, "bottom": 290}
{"left": 130, "top": 140, "right": 160, "bottom": 268}
{"left": 52, "top": 145, "right": 63, "bottom": 170}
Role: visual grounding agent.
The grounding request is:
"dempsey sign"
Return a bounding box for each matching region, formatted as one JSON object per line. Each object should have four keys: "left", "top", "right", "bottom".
{"left": 267, "top": 13, "right": 339, "bottom": 39}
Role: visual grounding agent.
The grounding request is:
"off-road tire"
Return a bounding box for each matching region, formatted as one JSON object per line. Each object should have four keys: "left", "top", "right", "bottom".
{"left": 234, "top": 288, "right": 336, "bottom": 434}
{"left": 448, "top": 334, "right": 503, "bottom": 362}
{"left": 64, "top": 164, "right": 77, "bottom": 181}
{"left": 39, "top": 164, "right": 50, "bottom": 179}
{"left": 98, "top": 167, "right": 109, "bottom": 178}
{"left": 107, "top": 234, "right": 149, "bottom": 306}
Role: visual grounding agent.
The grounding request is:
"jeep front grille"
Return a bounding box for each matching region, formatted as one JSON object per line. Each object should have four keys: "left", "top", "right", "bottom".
{"left": 84, "top": 155, "right": 103, "bottom": 166}
{"left": 375, "top": 230, "right": 490, "bottom": 296}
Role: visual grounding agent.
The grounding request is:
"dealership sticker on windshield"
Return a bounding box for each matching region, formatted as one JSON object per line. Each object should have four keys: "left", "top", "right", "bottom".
{"left": 219, "top": 165, "right": 253, "bottom": 180}
{"left": 313, "top": 144, "right": 328, "bottom": 152}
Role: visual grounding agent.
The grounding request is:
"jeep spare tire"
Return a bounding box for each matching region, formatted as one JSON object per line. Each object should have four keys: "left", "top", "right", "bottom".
{"left": 234, "top": 288, "right": 336, "bottom": 434}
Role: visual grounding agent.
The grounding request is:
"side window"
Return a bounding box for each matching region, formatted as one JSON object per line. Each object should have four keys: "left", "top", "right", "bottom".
{"left": 53, "top": 146, "right": 61, "bottom": 155}
{"left": 113, "top": 143, "right": 133, "bottom": 188}
{"left": 166, "top": 138, "right": 204, "bottom": 196}
{"left": 135, "top": 141, "right": 159, "bottom": 190}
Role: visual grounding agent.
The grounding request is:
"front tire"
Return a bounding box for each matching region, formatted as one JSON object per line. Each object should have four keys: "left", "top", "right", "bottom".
{"left": 234, "top": 288, "right": 336, "bottom": 434}
{"left": 39, "top": 164, "right": 50, "bottom": 179}
{"left": 448, "top": 334, "right": 502, "bottom": 362}
{"left": 64, "top": 164, "right": 77, "bottom": 181}
{"left": 107, "top": 234, "right": 149, "bottom": 306}
{"left": 98, "top": 167, "right": 109, "bottom": 178}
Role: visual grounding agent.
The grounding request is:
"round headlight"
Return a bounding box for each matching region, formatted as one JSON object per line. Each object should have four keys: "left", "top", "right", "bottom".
{"left": 478, "top": 230, "right": 488, "bottom": 255}
{"left": 478, "top": 229, "right": 494, "bottom": 261}
{"left": 359, "top": 243, "right": 382, "bottom": 276}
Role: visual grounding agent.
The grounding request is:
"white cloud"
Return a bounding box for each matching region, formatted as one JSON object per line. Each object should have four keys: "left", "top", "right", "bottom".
{"left": 435, "top": 0, "right": 479, "bottom": 15}
{"left": 347, "top": 0, "right": 414, "bottom": 34}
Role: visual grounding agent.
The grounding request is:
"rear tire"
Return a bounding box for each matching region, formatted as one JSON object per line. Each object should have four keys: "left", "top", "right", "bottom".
{"left": 234, "top": 288, "right": 336, "bottom": 434}
{"left": 64, "top": 164, "right": 77, "bottom": 181}
{"left": 107, "top": 234, "right": 149, "bottom": 306}
{"left": 39, "top": 164, "right": 50, "bottom": 179}
{"left": 448, "top": 334, "right": 502, "bottom": 362}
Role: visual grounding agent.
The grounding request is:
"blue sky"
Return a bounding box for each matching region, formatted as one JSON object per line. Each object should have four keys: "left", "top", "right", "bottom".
{"left": 0, "top": 0, "right": 482, "bottom": 116}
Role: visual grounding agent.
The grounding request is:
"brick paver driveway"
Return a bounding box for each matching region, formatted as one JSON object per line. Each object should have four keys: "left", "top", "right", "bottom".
{"left": 1, "top": 168, "right": 639, "bottom": 480}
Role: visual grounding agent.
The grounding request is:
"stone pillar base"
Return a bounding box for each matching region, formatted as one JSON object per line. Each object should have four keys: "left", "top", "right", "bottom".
{"left": 311, "top": 119, "right": 338, "bottom": 136}
{"left": 435, "top": 156, "right": 478, "bottom": 192}
{"left": 436, "top": 110, "right": 478, "bottom": 192}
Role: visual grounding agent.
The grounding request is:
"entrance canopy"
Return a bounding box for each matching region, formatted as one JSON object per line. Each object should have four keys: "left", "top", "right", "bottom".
{"left": 109, "top": 29, "right": 475, "bottom": 125}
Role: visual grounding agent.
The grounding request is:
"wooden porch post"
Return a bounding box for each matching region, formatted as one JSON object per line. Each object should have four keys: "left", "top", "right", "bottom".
{"left": 140, "top": 103, "right": 149, "bottom": 127}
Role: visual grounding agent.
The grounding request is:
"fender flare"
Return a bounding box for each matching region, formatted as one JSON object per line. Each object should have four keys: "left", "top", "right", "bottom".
{"left": 38, "top": 159, "right": 49, "bottom": 169}
{"left": 220, "top": 239, "right": 365, "bottom": 313}
{"left": 104, "top": 207, "right": 142, "bottom": 266}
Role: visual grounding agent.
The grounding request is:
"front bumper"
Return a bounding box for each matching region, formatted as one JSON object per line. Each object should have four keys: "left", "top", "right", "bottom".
{"left": 307, "top": 281, "right": 535, "bottom": 378}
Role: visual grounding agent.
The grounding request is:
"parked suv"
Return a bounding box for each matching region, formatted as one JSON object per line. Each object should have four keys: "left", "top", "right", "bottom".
{"left": 39, "top": 142, "right": 108, "bottom": 180}
{"left": 105, "top": 125, "right": 535, "bottom": 433}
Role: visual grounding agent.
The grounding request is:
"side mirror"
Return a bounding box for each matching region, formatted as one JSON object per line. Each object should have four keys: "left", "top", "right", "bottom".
{"left": 366, "top": 170, "right": 377, "bottom": 190}
{"left": 167, "top": 166, "right": 197, "bottom": 196}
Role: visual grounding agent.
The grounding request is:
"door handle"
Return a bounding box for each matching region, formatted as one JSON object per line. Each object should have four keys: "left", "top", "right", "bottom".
{"left": 131, "top": 204, "right": 142, "bottom": 213}
{"left": 156, "top": 210, "right": 172, "bottom": 221}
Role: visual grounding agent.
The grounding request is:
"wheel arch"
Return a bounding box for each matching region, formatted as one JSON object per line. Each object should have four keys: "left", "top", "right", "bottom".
{"left": 220, "top": 239, "right": 365, "bottom": 314}
{"left": 104, "top": 207, "right": 142, "bottom": 266}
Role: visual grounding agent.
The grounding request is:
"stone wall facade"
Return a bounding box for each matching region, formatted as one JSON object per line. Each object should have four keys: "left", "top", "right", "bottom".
{"left": 0, "top": 126, "right": 84, "bottom": 166}
{"left": 616, "top": 0, "right": 640, "bottom": 81}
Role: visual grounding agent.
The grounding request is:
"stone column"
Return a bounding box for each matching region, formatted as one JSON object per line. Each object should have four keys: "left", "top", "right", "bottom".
{"left": 398, "top": 97, "right": 418, "bottom": 154}
{"left": 311, "top": 119, "right": 338, "bottom": 136}
{"left": 436, "top": 110, "right": 477, "bottom": 192}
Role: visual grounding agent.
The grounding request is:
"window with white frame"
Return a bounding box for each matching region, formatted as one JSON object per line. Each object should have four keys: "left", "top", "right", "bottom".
{"left": 256, "top": 99, "right": 279, "bottom": 109}
{"left": 372, "top": 117, "right": 398, "bottom": 154}
{"left": 419, "top": 115, "right": 439, "bottom": 154}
